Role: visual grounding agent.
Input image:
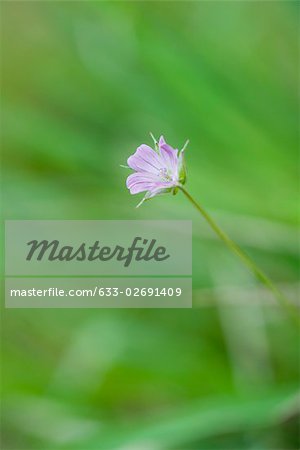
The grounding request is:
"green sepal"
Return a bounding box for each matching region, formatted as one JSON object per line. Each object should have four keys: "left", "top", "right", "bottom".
{"left": 178, "top": 151, "right": 187, "bottom": 185}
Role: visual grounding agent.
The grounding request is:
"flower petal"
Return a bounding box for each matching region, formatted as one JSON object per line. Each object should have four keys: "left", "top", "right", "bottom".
{"left": 126, "top": 172, "right": 175, "bottom": 195}
{"left": 127, "top": 144, "right": 164, "bottom": 174}
{"left": 126, "top": 172, "right": 159, "bottom": 194}
{"left": 158, "top": 136, "right": 179, "bottom": 174}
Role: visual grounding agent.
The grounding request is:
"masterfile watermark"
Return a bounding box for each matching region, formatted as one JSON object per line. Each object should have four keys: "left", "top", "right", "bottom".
{"left": 6, "top": 220, "right": 191, "bottom": 276}
{"left": 26, "top": 237, "right": 170, "bottom": 267}
{"left": 5, "top": 220, "right": 192, "bottom": 308}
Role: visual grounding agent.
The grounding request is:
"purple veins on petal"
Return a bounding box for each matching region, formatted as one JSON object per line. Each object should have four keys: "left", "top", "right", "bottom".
{"left": 127, "top": 145, "right": 163, "bottom": 173}
{"left": 158, "top": 136, "right": 179, "bottom": 173}
{"left": 126, "top": 172, "right": 160, "bottom": 194}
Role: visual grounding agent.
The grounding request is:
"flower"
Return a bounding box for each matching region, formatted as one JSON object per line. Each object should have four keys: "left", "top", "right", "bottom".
{"left": 125, "top": 135, "right": 188, "bottom": 207}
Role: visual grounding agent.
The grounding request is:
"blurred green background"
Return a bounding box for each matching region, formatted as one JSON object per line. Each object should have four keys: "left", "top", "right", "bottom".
{"left": 1, "top": 1, "right": 299, "bottom": 449}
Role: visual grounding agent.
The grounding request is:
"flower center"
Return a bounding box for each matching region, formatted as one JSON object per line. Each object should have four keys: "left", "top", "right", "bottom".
{"left": 158, "top": 167, "right": 172, "bottom": 182}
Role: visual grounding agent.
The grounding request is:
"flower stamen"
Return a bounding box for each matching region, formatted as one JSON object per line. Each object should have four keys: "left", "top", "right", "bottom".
{"left": 159, "top": 168, "right": 172, "bottom": 181}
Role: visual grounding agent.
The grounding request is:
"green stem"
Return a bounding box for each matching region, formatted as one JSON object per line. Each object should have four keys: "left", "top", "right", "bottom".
{"left": 178, "top": 185, "right": 299, "bottom": 324}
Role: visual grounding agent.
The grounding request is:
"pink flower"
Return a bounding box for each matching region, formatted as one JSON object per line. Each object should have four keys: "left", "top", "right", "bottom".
{"left": 125, "top": 135, "right": 187, "bottom": 207}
